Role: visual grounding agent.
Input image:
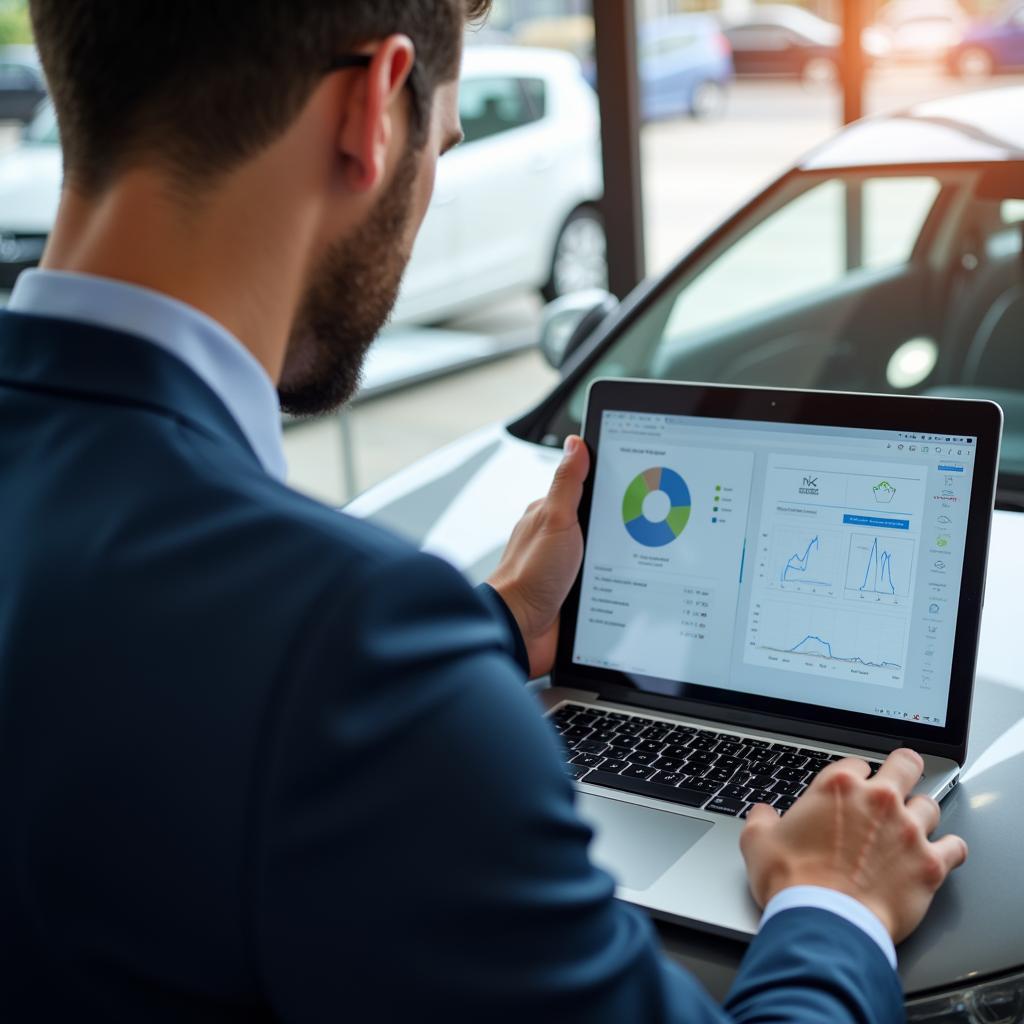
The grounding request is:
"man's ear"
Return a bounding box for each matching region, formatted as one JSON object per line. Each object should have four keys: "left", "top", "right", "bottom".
{"left": 337, "top": 35, "right": 416, "bottom": 194}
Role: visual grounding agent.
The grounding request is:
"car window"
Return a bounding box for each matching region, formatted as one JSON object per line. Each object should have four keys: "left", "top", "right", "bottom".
{"left": 643, "top": 31, "right": 700, "bottom": 60}
{"left": 0, "top": 62, "right": 37, "bottom": 90}
{"left": 662, "top": 179, "right": 847, "bottom": 339}
{"left": 543, "top": 167, "right": 1024, "bottom": 491}
{"left": 862, "top": 176, "right": 943, "bottom": 269}
{"left": 459, "top": 76, "right": 545, "bottom": 146}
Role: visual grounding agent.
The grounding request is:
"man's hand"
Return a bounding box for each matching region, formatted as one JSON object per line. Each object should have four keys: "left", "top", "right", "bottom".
{"left": 488, "top": 436, "right": 590, "bottom": 678}
{"left": 740, "top": 748, "right": 968, "bottom": 943}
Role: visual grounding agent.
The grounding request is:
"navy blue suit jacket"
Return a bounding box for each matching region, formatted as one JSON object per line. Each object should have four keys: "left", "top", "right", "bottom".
{"left": 0, "top": 312, "right": 904, "bottom": 1022}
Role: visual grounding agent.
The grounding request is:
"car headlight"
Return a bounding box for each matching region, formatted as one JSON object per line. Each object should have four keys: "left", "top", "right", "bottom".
{"left": 906, "top": 970, "right": 1024, "bottom": 1023}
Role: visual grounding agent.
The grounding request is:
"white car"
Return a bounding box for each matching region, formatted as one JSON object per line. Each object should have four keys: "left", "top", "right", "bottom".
{"left": 0, "top": 47, "right": 606, "bottom": 321}
{"left": 391, "top": 46, "right": 605, "bottom": 325}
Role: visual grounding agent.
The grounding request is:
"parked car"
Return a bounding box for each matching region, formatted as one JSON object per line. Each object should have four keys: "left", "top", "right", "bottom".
{"left": 0, "top": 100, "right": 59, "bottom": 288}
{"left": 633, "top": 15, "right": 734, "bottom": 121}
{"left": 0, "top": 45, "right": 46, "bottom": 125}
{"left": 393, "top": 46, "right": 604, "bottom": 324}
{"left": 874, "top": 0, "right": 969, "bottom": 62}
{"left": 349, "top": 87, "right": 1024, "bottom": 1013}
{"left": 720, "top": 4, "right": 887, "bottom": 84}
{"left": 948, "top": 1, "right": 1024, "bottom": 76}
{"left": 0, "top": 48, "right": 607, "bottom": 324}
{"left": 511, "top": 13, "right": 733, "bottom": 121}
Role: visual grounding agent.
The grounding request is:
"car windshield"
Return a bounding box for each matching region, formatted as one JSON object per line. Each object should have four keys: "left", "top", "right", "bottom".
{"left": 23, "top": 101, "right": 58, "bottom": 146}
{"left": 542, "top": 165, "right": 1024, "bottom": 501}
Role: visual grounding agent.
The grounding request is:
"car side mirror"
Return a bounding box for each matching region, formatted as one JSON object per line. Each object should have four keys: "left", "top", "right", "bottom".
{"left": 539, "top": 289, "right": 618, "bottom": 371}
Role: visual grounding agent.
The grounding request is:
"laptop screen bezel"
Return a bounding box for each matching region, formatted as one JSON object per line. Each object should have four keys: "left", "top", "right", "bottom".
{"left": 552, "top": 379, "right": 1003, "bottom": 765}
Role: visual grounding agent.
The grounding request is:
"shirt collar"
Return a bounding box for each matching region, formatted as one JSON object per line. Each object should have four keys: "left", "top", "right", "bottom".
{"left": 8, "top": 269, "right": 288, "bottom": 481}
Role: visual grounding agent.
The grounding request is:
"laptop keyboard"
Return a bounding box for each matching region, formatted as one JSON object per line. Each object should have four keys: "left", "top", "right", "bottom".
{"left": 550, "top": 702, "right": 882, "bottom": 819}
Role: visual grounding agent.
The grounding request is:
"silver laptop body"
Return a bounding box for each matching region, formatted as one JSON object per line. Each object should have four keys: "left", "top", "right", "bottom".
{"left": 547, "top": 380, "right": 1002, "bottom": 939}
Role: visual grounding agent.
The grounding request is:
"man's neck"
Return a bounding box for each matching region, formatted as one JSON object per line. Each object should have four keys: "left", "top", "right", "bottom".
{"left": 40, "top": 169, "right": 322, "bottom": 384}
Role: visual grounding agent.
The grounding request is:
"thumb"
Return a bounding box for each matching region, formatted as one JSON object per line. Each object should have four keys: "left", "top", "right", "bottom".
{"left": 546, "top": 436, "right": 590, "bottom": 527}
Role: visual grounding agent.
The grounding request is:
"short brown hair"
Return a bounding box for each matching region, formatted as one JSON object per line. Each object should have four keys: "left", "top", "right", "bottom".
{"left": 30, "top": 1, "right": 492, "bottom": 195}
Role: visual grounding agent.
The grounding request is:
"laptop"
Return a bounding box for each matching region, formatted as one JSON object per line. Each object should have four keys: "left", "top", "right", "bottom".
{"left": 546, "top": 379, "right": 1003, "bottom": 939}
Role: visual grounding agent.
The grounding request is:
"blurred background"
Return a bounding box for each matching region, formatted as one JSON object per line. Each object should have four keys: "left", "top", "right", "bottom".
{"left": 0, "top": 0, "right": 1019, "bottom": 505}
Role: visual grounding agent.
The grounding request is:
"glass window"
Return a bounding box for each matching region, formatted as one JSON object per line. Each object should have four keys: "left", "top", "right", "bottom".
{"left": 459, "top": 76, "right": 544, "bottom": 145}
{"left": 0, "top": 62, "right": 36, "bottom": 90}
{"left": 862, "top": 176, "right": 942, "bottom": 269}
{"left": 520, "top": 77, "right": 547, "bottom": 121}
{"left": 663, "top": 179, "right": 846, "bottom": 340}
{"left": 543, "top": 167, "right": 1024, "bottom": 489}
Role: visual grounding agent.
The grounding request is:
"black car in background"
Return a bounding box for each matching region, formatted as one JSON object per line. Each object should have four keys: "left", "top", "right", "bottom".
{"left": 721, "top": 4, "right": 886, "bottom": 84}
{"left": 0, "top": 46, "right": 45, "bottom": 125}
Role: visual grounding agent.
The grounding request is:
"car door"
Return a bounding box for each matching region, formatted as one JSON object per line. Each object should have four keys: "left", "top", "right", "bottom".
{"left": 1006, "top": 4, "right": 1024, "bottom": 66}
{"left": 390, "top": 149, "right": 460, "bottom": 324}
{"left": 445, "top": 72, "right": 553, "bottom": 308}
{"left": 726, "top": 25, "right": 794, "bottom": 75}
{"left": 642, "top": 29, "right": 698, "bottom": 118}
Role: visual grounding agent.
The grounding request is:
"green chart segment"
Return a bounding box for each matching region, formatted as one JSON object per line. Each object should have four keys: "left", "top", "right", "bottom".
{"left": 622, "top": 467, "right": 692, "bottom": 547}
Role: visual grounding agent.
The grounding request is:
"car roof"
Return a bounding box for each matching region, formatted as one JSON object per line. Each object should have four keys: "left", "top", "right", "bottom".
{"left": 460, "top": 45, "right": 583, "bottom": 79}
{"left": 639, "top": 13, "right": 721, "bottom": 38}
{"left": 722, "top": 4, "right": 837, "bottom": 38}
{"left": 801, "top": 85, "right": 1024, "bottom": 170}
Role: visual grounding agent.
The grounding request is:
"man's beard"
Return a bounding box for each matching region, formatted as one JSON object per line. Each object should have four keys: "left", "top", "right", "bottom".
{"left": 278, "top": 150, "right": 419, "bottom": 417}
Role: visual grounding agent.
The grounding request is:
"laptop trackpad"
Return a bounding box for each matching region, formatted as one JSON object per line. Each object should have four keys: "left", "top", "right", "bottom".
{"left": 577, "top": 792, "right": 713, "bottom": 891}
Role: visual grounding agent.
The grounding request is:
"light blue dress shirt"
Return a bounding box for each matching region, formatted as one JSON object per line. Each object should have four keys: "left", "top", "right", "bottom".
{"left": 4, "top": 267, "right": 897, "bottom": 972}
{"left": 8, "top": 269, "right": 287, "bottom": 481}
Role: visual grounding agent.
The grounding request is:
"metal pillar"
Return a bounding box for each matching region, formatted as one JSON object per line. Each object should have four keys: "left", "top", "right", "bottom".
{"left": 840, "top": 0, "right": 868, "bottom": 125}
{"left": 593, "top": 0, "right": 646, "bottom": 300}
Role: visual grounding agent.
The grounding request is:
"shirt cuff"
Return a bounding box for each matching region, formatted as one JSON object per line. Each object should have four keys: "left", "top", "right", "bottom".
{"left": 476, "top": 583, "right": 530, "bottom": 677}
{"left": 760, "top": 885, "right": 897, "bottom": 971}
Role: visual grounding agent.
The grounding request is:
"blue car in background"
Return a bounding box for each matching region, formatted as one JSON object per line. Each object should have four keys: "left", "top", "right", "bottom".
{"left": 580, "top": 14, "right": 734, "bottom": 121}
{"left": 948, "top": 1, "right": 1024, "bottom": 75}
{"left": 637, "top": 15, "right": 734, "bottom": 120}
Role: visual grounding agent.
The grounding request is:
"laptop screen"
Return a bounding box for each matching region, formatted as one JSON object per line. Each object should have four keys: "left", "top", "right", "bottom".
{"left": 571, "top": 409, "right": 979, "bottom": 729}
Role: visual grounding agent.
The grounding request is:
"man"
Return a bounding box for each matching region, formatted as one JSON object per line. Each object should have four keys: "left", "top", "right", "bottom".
{"left": 0, "top": 2, "right": 966, "bottom": 1021}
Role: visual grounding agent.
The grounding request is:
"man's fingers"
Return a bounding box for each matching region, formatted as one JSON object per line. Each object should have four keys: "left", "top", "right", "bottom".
{"left": 816, "top": 755, "right": 871, "bottom": 786}
{"left": 740, "top": 802, "right": 779, "bottom": 842}
{"left": 873, "top": 747, "right": 924, "bottom": 798}
{"left": 906, "top": 794, "right": 941, "bottom": 835}
{"left": 545, "top": 436, "right": 590, "bottom": 526}
{"left": 931, "top": 833, "right": 969, "bottom": 873}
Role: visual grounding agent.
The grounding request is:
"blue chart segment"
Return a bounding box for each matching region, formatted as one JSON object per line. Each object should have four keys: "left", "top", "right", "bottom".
{"left": 845, "top": 533, "right": 913, "bottom": 599}
{"left": 622, "top": 467, "right": 692, "bottom": 548}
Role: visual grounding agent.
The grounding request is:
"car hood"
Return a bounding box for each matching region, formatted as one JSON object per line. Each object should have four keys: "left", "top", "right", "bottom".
{"left": 0, "top": 143, "right": 62, "bottom": 233}
{"left": 349, "top": 425, "right": 1024, "bottom": 995}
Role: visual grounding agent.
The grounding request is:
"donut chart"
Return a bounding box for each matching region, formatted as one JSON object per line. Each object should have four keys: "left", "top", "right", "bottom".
{"left": 622, "top": 467, "right": 692, "bottom": 547}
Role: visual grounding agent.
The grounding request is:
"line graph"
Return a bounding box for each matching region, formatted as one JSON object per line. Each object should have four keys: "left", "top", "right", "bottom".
{"left": 745, "top": 599, "right": 906, "bottom": 687}
{"left": 844, "top": 533, "right": 914, "bottom": 601}
{"left": 766, "top": 527, "right": 839, "bottom": 596}
{"left": 781, "top": 536, "right": 831, "bottom": 585}
{"left": 783, "top": 632, "right": 902, "bottom": 670}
